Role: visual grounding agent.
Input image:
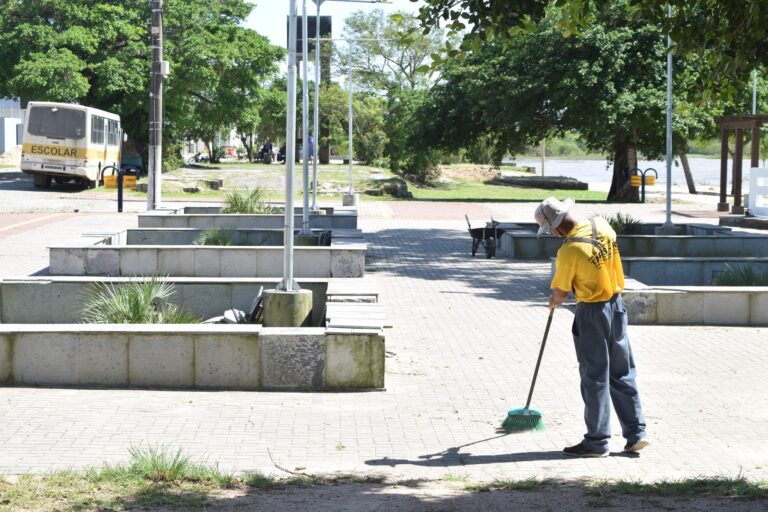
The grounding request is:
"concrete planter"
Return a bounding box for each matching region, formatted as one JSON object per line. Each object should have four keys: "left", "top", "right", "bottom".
{"left": 0, "top": 277, "right": 386, "bottom": 389}
{"left": 138, "top": 206, "right": 357, "bottom": 230}
{"left": 49, "top": 245, "right": 366, "bottom": 278}
{"left": 623, "top": 285, "right": 768, "bottom": 326}
{"left": 500, "top": 223, "right": 768, "bottom": 259}
{"left": 0, "top": 324, "right": 384, "bottom": 390}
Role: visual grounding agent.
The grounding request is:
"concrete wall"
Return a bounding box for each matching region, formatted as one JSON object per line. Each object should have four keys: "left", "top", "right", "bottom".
{"left": 182, "top": 206, "right": 337, "bottom": 215}
{"left": 123, "top": 228, "right": 331, "bottom": 246}
{"left": 138, "top": 211, "right": 358, "bottom": 230}
{"left": 550, "top": 256, "right": 768, "bottom": 286}
{"left": 502, "top": 231, "right": 768, "bottom": 259}
{"left": 623, "top": 286, "right": 768, "bottom": 326}
{"left": 0, "top": 324, "right": 385, "bottom": 390}
{"left": 49, "top": 245, "right": 366, "bottom": 278}
{"left": 0, "top": 277, "right": 329, "bottom": 325}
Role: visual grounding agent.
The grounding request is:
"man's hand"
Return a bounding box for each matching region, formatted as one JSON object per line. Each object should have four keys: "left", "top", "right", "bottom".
{"left": 549, "top": 288, "right": 569, "bottom": 310}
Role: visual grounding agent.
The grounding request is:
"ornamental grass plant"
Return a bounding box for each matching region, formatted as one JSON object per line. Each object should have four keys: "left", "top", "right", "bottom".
{"left": 222, "top": 187, "right": 276, "bottom": 214}
{"left": 80, "top": 276, "right": 201, "bottom": 324}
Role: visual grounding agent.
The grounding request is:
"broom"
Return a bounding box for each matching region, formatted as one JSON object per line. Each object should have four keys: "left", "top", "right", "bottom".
{"left": 501, "top": 309, "right": 554, "bottom": 431}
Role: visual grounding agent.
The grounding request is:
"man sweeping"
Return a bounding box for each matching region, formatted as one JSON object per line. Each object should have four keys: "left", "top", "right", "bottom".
{"left": 534, "top": 197, "right": 649, "bottom": 457}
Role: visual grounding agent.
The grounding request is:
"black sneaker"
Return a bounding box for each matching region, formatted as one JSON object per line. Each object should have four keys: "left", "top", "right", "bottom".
{"left": 562, "top": 443, "right": 609, "bottom": 458}
{"left": 623, "top": 438, "right": 650, "bottom": 453}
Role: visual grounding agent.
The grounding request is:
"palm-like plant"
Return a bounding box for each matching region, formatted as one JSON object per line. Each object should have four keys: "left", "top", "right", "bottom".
{"left": 222, "top": 187, "right": 276, "bottom": 214}
{"left": 81, "top": 276, "right": 201, "bottom": 324}
{"left": 713, "top": 264, "right": 768, "bottom": 286}
{"left": 193, "top": 227, "right": 234, "bottom": 246}
{"left": 603, "top": 212, "right": 643, "bottom": 235}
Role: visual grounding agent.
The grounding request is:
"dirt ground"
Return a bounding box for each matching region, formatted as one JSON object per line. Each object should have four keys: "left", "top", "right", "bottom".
{"left": 174, "top": 481, "right": 768, "bottom": 511}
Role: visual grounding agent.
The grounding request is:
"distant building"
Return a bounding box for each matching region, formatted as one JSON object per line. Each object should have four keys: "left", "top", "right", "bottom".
{"left": 0, "top": 98, "right": 23, "bottom": 154}
{"left": 0, "top": 98, "right": 23, "bottom": 119}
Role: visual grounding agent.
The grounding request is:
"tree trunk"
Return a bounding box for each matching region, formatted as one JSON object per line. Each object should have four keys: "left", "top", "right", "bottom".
{"left": 240, "top": 134, "right": 253, "bottom": 162}
{"left": 607, "top": 140, "right": 640, "bottom": 202}
{"left": 679, "top": 153, "right": 697, "bottom": 194}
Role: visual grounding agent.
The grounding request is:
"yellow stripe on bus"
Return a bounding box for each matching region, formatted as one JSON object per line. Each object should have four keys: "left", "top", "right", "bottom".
{"left": 22, "top": 143, "right": 120, "bottom": 161}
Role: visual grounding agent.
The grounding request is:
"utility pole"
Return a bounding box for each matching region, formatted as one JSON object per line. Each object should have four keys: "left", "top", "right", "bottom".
{"left": 147, "top": 0, "right": 165, "bottom": 211}
{"left": 279, "top": 0, "right": 299, "bottom": 292}
{"left": 301, "top": 0, "right": 311, "bottom": 235}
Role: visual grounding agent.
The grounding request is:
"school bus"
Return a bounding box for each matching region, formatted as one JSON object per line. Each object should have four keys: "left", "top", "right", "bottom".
{"left": 20, "top": 101, "right": 123, "bottom": 188}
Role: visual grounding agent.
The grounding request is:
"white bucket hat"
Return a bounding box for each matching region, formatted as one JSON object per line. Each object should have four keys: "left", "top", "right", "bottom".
{"left": 534, "top": 197, "right": 575, "bottom": 236}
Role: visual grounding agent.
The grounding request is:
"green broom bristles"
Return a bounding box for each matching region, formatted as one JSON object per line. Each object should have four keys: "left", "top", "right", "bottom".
{"left": 501, "top": 407, "right": 544, "bottom": 432}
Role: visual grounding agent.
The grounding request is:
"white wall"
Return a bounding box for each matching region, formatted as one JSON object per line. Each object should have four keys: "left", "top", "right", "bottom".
{"left": 0, "top": 117, "right": 23, "bottom": 154}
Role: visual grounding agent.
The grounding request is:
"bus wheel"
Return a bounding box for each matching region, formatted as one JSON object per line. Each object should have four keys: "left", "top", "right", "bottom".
{"left": 33, "top": 174, "right": 52, "bottom": 188}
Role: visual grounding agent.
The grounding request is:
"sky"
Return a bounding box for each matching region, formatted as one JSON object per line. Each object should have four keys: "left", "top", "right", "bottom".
{"left": 245, "top": 0, "right": 424, "bottom": 49}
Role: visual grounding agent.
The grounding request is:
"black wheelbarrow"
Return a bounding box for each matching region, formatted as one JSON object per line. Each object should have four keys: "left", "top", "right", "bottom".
{"left": 465, "top": 215, "right": 503, "bottom": 258}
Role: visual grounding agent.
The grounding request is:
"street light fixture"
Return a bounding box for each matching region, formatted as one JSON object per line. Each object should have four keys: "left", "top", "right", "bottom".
{"left": 309, "top": 0, "right": 389, "bottom": 210}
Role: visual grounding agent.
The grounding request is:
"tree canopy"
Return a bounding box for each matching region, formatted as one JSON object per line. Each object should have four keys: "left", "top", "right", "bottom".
{"left": 410, "top": 1, "right": 736, "bottom": 200}
{"left": 413, "top": 0, "right": 767, "bottom": 92}
{"left": 0, "top": 0, "right": 283, "bottom": 165}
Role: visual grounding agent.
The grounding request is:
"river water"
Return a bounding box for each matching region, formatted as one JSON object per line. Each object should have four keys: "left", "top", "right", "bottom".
{"left": 510, "top": 156, "right": 761, "bottom": 188}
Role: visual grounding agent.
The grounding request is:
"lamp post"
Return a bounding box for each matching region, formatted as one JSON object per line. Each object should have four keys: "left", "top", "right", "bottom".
{"left": 147, "top": 0, "right": 165, "bottom": 211}
{"left": 301, "top": 0, "right": 310, "bottom": 235}
{"left": 663, "top": 4, "right": 673, "bottom": 228}
{"left": 280, "top": 0, "right": 299, "bottom": 292}
{"left": 309, "top": 0, "right": 388, "bottom": 210}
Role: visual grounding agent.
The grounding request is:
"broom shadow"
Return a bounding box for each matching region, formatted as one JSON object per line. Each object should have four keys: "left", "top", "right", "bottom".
{"left": 365, "top": 433, "right": 573, "bottom": 468}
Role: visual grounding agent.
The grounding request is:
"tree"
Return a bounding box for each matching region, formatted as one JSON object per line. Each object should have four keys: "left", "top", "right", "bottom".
{"left": 0, "top": 0, "right": 283, "bottom": 166}
{"left": 0, "top": 0, "right": 150, "bottom": 153}
{"left": 337, "top": 9, "right": 444, "bottom": 93}
{"left": 413, "top": 3, "right": 723, "bottom": 201}
{"left": 413, "top": 0, "right": 768, "bottom": 92}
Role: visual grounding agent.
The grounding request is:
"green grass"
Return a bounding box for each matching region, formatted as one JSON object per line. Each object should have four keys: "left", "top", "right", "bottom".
{"left": 712, "top": 264, "right": 768, "bottom": 286}
{"left": 80, "top": 276, "right": 201, "bottom": 324}
{"left": 193, "top": 227, "right": 234, "bottom": 246}
{"left": 406, "top": 180, "right": 605, "bottom": 202}
{"left": 586, "top": 476, "right": 768, "bottom": 500}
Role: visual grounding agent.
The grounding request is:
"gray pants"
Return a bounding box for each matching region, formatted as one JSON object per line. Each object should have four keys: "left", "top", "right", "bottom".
{"left": 572, "top": 294, "right": 646, "bottom": 451}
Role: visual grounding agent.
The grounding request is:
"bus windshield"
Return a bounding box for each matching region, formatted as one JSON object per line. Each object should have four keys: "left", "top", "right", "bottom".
{"left": 27, "top": 106, "right": 86, "bottom": 140}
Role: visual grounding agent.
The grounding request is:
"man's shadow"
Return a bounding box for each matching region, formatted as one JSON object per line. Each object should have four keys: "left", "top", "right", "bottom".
{"left": 365, "top": 432, "right": 639, "bottom": 468}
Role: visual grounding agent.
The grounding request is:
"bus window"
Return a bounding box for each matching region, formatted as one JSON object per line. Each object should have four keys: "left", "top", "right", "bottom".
{"left": 91, "top": 115, "right": 106, "bottom": 144}
{"left": 107, "top": 119, "right": 120, "bottom": 146}
{"left": 27, "top": 107, "right": 86, "bottom": 139}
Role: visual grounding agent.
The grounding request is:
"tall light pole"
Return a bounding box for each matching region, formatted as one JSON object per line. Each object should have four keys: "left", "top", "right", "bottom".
{"left": 147, "top": 0, "right": 165, "bottom": 211}
{"left": 279, "top": 0, "right": 299, "bottom": 292}
{"left": 312, "top": 0, "right": 323, "bottom": 211}
{"left": 663, "top": 5, "right": 673, "bottom": 228}
{"left": 301, "top": 0, "right": 311, "bottom": 235}
{"left": 309, "top": 0, "right": 388, "bottom": 209}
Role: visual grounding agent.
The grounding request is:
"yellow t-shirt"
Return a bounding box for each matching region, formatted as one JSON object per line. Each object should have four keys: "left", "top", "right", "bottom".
{"left": 550, "top": 217, "right": 624, "bottom": 303}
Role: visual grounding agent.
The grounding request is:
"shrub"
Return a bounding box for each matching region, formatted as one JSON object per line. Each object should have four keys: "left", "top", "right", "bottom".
{"left": 81, "top": 276, "right": 201, "bottom": 324}
{"left": 602, "top": 212, "right": 643, "bottom": 234}
{"left": 194, "top": 227, "right": 234, "bottom": 246}
{"left": 222, "top": 187, "right": 276, "bottom": 214}
{"left": 713, "top": 264, "right": 768, "bottom": 286}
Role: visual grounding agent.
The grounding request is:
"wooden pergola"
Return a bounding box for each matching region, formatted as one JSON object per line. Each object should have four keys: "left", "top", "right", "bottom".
{"left": 716, "top": 115, "right": 768, "bottom": 214}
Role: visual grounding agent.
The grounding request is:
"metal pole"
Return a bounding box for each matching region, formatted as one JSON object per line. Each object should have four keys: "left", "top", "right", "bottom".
{"left": 147, "top": 0, "right": 164, "bottom": 211}
{"left": 312, "top": 0, "right": 321, "bottom": 210}
{"left": 301, "top": 0, "right": 310, "bottom": 235}
{"left": 540, "top": 140, "right": 545, "bottom": 177}
{"left": 279, "top": 0, "right": 299, "bottom": 292}
{"left": 347, "top": 41, "right": 354, "bottom": 194}
{"left": 753, "top": 69, "right": 758, "bottom": 115}
{"left": 664, "top": 4, "right": 673, "bottom": 228}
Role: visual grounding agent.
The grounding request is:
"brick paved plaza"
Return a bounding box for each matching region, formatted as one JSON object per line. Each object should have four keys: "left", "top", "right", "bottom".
{"left": 0, "top": 199, "right": 766, "bottom": 485}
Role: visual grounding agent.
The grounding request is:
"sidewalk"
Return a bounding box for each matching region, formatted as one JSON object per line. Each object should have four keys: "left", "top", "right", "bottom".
{"left": 0, "top": 200, "right": 765, "bottom": 486}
